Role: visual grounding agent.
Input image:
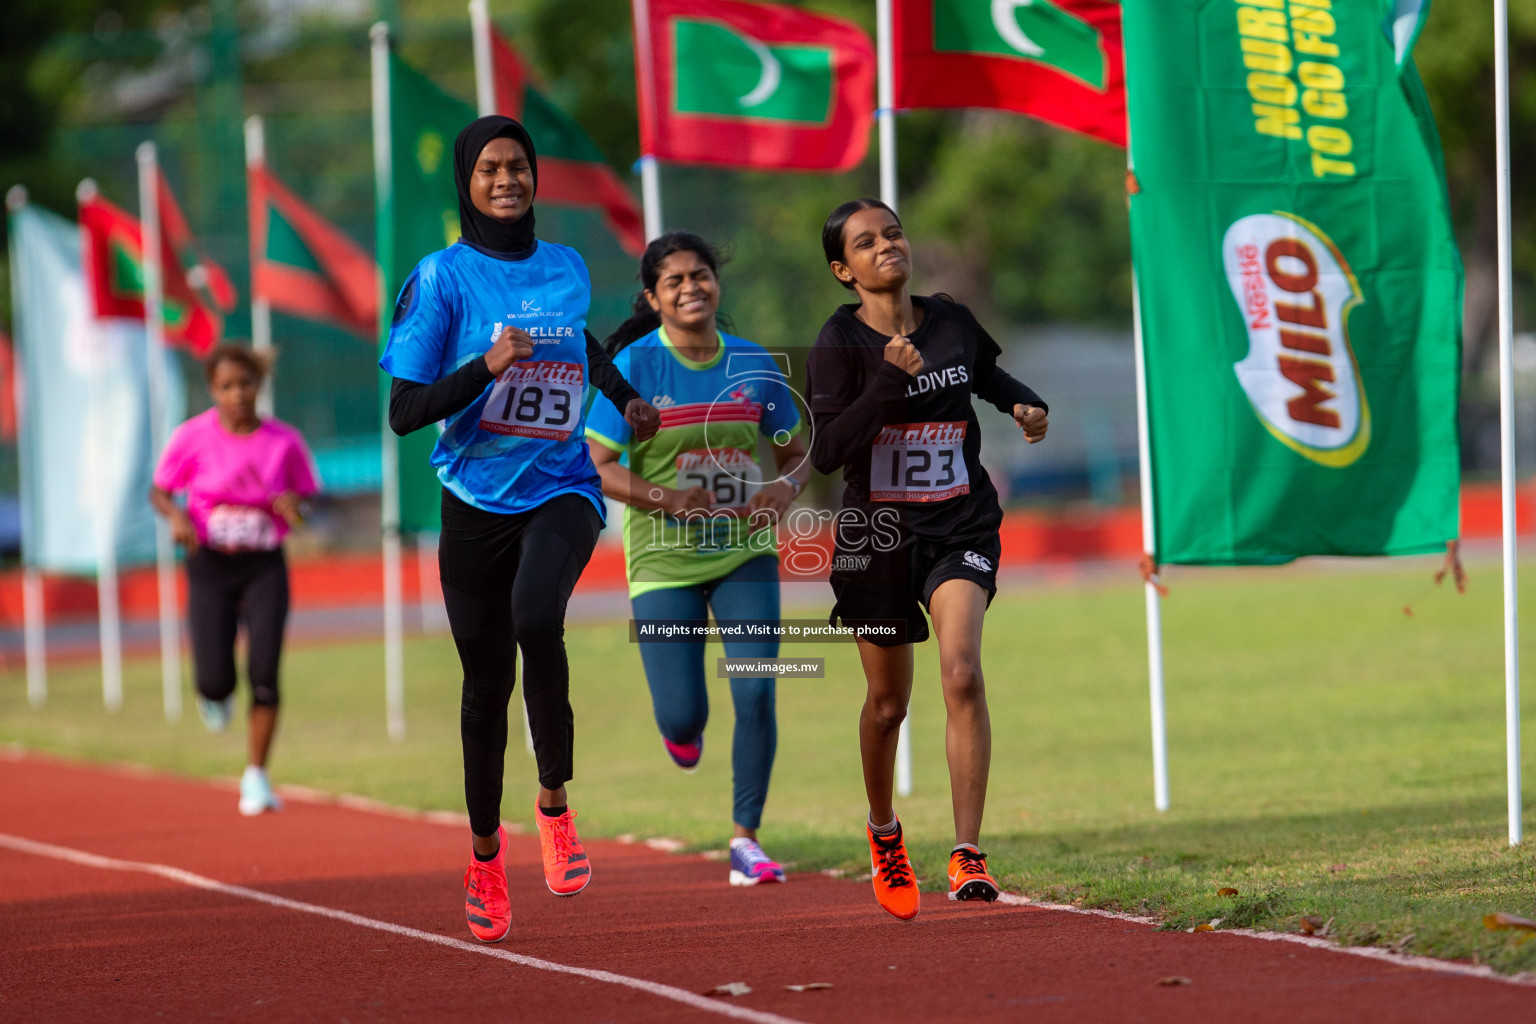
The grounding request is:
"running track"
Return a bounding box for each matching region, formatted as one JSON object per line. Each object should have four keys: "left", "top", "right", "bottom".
{"left": 3, "top": 755, "right": 1533, "bottom": 1023}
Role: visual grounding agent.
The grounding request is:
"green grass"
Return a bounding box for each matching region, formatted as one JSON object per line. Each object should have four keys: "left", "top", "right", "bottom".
{"left": 5, "top": 555, "right": 1536, "bottom": 972}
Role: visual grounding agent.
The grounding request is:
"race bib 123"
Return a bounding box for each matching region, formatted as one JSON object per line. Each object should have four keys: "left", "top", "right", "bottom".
{"left": 869, "top": 421, "right": 969, "bottom": 502}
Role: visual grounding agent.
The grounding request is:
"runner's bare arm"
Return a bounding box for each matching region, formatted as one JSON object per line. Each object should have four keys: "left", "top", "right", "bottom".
{"left": 149, "top": 485, "right": 198, "bottom": 549}
{"left": 746, "top": 434, "right": 810, "bottom": 520}
{"left": 588, "top": 442, "right": 711, "bottom": 515}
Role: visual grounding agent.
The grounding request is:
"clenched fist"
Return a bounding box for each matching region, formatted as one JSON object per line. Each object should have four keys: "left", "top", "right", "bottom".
{"left": 484, "top": 325, "right": 535, "bottom": 376}
{"left": 1013, "top": 404, "right": 1048, "bottom": 444}
{"left": 625, "top": 398, "right": 661, "bottom": 442}
{"left": 883, "top": 335, "right": 924, "bottom": 376}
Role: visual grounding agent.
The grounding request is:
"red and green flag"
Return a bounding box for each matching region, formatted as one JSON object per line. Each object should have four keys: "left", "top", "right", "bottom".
{"left": 895, "top": 0, "right": 1126, "bottom": 146}
{"left": 633, "top": 0, "right": 875, "bottom": 171}
{"left": 77, "top": 187, "right": 229, "bottom": 355}
{"left": 488, "top": 29, "right": 646, "bottom": 255}
{"left": 156, "top": 170, "right": 238, "bottom": 313}
{"left": 249, "top": 163, "right": 379, "bottom": 339}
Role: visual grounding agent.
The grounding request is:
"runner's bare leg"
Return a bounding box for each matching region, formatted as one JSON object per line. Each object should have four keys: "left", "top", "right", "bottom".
{"left": 857, "top": 639, "right": 914, "bottom": 826}
{"left": 928, "top": 579, "right": 991, "bottom": 848}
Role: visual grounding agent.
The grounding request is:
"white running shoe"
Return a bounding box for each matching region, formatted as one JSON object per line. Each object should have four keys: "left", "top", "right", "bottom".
{"left": 238, "top": 766, "right": 283, "bottom": 816}
{"left": 196, "top": 695, "right": 233, "bottom": 733}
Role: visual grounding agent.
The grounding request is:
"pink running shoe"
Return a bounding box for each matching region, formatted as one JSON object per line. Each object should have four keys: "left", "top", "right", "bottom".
{"left": 663, "top": 733, "right": 704, "bottom": 772}
{"left": 535, "top": 803, "right": 591, "bottom": 896}
{"left": 463, "top": 826, "right": 511, "bottom": 942}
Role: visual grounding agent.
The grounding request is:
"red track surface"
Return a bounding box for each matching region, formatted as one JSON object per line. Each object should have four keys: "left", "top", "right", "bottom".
{"left": 3, "top": 754, "right": 1533, "bottom": 1024}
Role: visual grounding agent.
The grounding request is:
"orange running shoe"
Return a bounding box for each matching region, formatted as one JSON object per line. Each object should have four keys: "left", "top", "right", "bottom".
{"left": 947, "top": 846, "right": 1000, "bottom": 902}
{"left": 463, "top": 826, "right": 511, "bottom": 942}
{"left": 535, "top": 803, "right": 591, "bottom": 896}
{"left": 867, "top": 820, "right": 921, "bottom": 921}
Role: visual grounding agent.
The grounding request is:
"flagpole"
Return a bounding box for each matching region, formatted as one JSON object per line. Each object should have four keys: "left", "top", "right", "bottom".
{"left": 876, "top": 0, "right": 898, "bottom": 212}
{"left": 470, "top": 0, "right": 494, "bottom": 117}
{"left": 77, "top": 178, "right": 124, "bottom": 714}
{"left": 136, "top": 146, "right": 184, "bottom": 724}
{"left": 873, "top": 0, "right": 912, "bottom": 798}
{"left": 1494, "top": 0, "right": 1522, "bottom": 846}
{"left": 8, "top": 184, "right": 48, "bottom": 709}
{"left": 631, "top": 0, "right": 664, "bottom": 240}
{"left": 373, "top": 21, "right": 406, "bottom": 741}
{"left": 245, "top": 116, "right": 275, "bottom": 418}
{"left": 1131, "top": 266, "right": 1169, "bottom": 811}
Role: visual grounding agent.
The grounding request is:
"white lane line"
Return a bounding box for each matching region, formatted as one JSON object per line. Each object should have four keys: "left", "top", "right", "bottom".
{"left": 0, "top": 832, "right": 810, "bottom": 1024}
{"left": 996, "top": 894, "right": 1536, "bottom": 988}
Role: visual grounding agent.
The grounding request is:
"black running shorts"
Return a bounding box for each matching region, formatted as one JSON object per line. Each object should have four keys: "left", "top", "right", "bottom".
{"left": 828, "top": 531, "right": 1000, "bottom": 647}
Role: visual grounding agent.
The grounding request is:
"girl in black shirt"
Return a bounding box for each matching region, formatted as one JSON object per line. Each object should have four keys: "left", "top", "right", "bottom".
{"left": 806, "top": 198, "right": 1048, "bottom": 920}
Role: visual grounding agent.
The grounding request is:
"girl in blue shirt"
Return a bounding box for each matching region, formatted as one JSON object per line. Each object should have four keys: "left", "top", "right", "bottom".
{"left": 380, "top": 115, "right": 658, "bottom": 944}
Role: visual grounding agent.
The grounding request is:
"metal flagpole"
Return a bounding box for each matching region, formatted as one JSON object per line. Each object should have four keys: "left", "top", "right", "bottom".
{"left": 1131, "top": 268, "right": 1169, "bottom": 811}
{"left": 1493, "top": 0, "right": 1522, "bottom": 846}
{"left": 470, "top": 0, "right": 494, "bottom": 117}
{"left": 875, "top": 0, "right": 913, "bottom": 799}
{"left": 137, "top": 143, "right": 184, "bottom": 724}
{"left": 77, "top": 178, "right": 124, "bottom": 714}
{"left": 245, "top": 116, "right": 275, "bottom": 418}
{"left": 877, "top": 0, "right": 898, "bottom": 217}
{"left": 373, "top": 21, "right": 406, "bottom": 741}
{"left": 632, "top": 0, "right": 664, "bottom": 240}
{"left": 9, "top": 184, "right": 48, "bottom": 709}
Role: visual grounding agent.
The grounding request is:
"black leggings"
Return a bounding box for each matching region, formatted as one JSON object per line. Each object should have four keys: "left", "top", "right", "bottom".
{"left": 439, "top": 489, "right": 602, "bottom": 837}
{"left": 186, "top": 548, "right": 290, "bottom": 708}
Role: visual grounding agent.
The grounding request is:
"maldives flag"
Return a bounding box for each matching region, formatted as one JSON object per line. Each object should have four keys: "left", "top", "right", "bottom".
{"left": 895, "top": 0, "right": 1125, "bottom": 146}
{"left": 78, "top": 190, "right": 226, "bottom": 355}
{"left": 249, "top": 164, "right": 378, "bottom": 339}
{"left": 489, "top": 29, "right": 646, "bottom": 255}
{"left": 634, "top": 0, "right": 874, "bottom": 171}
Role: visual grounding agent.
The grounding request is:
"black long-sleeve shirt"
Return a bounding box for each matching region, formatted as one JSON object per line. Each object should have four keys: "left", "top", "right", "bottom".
{"left": 388, "top": 329, "right": 640, "bottom": 436}
{"left": 805, "top": 296, "right": 1045, "bottom": 543}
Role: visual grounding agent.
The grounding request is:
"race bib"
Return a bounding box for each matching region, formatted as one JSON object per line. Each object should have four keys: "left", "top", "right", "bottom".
{"left": 206, "top": 504, "right": 280, "bottom": 552}
{"left": 675, "top": 448, "right": 763, "bottom": 513}
{"left": 869, "top": 422, "right": 969, "bottom": 502}
{"left": 479, "top": 361, "right": 584, "bottom": 441}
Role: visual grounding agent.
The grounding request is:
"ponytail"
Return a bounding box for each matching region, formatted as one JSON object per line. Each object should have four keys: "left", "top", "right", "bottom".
{"left": 602, "top": 294, "right": 663, "bottom": 355}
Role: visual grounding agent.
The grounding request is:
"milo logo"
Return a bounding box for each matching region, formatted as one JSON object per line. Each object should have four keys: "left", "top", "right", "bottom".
{"left": 1223, "top": 212, "right": 1370, "bottom": 467}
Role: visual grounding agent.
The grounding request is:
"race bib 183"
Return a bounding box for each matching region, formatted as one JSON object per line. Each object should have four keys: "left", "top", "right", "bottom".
{"left": 869, "top": 421, "right": 969, "bottom": 502}
{"left": 479, "top": 361, "right": 584, "bottom": 441}
{"left": 675, "top": 447, "right": 763, "bottom": 513}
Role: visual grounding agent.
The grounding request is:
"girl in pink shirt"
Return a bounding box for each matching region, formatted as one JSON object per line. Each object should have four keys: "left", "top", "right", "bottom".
{"left": 151, "top": 345, "right": 319, "bottom": 816}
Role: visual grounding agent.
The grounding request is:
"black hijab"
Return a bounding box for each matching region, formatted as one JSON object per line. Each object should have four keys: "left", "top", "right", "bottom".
{"left": 453, "top": 115, "right": 538, "bottom": 254}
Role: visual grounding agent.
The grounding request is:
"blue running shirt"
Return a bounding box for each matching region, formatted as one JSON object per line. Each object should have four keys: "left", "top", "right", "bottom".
{"left": 586, "top": 327, "right": 801, "bottom": 596}
{"left": 379, "top": 240, "right": 604, "bottom": 518}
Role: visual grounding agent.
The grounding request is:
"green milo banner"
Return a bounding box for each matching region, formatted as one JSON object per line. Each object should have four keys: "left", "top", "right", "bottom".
{"left": 1124, "top": 0, "right": 1463, "bottom": 565}
{"left": 377, "top": 50, "right": 476, "bottom": 533}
